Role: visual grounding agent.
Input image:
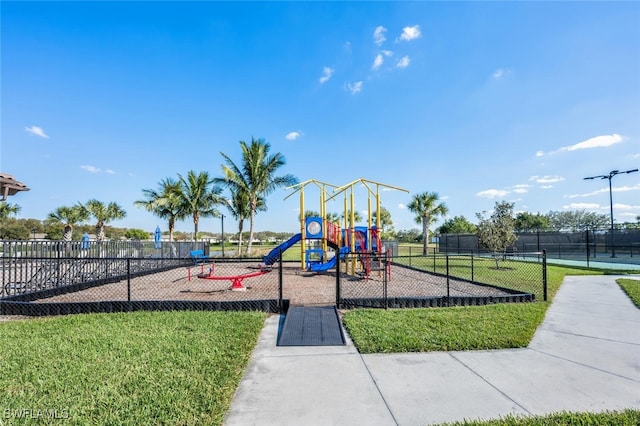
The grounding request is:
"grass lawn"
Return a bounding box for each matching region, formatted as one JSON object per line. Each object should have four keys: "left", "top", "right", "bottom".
{"left": 616, "top": 278, "right": 640, "bottom": 309}
{"left": 0, "top": 310, "right": 266, "bottom": 425}
{"left": 448, "top": 409, "right": 640, "bottom": 425}
{"left": 342, "top": 263, "right": 606, "bottom": 354}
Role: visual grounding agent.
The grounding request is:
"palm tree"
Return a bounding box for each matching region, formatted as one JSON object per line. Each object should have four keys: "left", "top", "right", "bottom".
{"left": 134, "top": 178, "right": 186, "bottom": 242}
{"left": 341, "top": 209, "right": 363, "bottom": 226}
{"left": 0, "top": 202, "right": 21, "bottom": 220}
{"left": 217, "top": 138, "right": 298, "bottom": 254}
{"left": 47, "top": 205, "right": 89, "bottom": 241}
{"left": 175, "top": 170, "right": 226, "bottom": 240}
{"left": 407, "top": 191, "right": 448, "bottom": 255}
{"left": 228, "top": 188, "right": 266, "bottom": 255}
{"left": 84, "top": 200, "right": 127, "bottom": 241}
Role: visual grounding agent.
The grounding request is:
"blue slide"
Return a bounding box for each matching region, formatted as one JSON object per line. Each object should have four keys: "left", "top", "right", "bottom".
{"left": 262, "top": 233, "right": 302, "bottom": 265}
{"left": 309, "top": 247, "right": 349, "bottom": 272}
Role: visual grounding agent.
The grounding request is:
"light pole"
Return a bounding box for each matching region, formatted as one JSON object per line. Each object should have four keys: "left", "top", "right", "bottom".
{"left": 584, "top": 169, "right": 638, "bottom": 258}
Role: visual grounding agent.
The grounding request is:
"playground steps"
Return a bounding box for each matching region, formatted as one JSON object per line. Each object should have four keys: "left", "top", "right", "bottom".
{"left": 277, "top": 306, "right": 345, "bottom": 346}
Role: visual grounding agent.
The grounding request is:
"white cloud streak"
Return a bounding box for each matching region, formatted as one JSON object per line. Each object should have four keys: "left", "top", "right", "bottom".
{"left": 396, "top": 56, "right": 410, "bottom": 68}
{"left": 559, "top": 134, "right": 624, "bottom": 153}
{"left": 399, "top": 25, "right": 421, "bottom": 41}
{"left": 373, "top": 26, "right": 387, "bottom": 45}
{"left": 476, "top": 189, "right": 509, "bottom": 198}
{"left": 319, "top": 66, "right": 334, "bottom": 84}
{"left": 25, "top": 125, "right": 49, "bottom": 139}
{"left": 562, "top": 202, "right": 600, "bottom": 210}
{"left": 346, "top": 81, "right": 363, "bottom": 94}
{"left": 285, "top": 131, "right": 302, "bottom": 141}
{"left": 529, "top": 175, "right": 565, "bottom": 184}
{"left": 372, "top": 54, "right": 384, "bottom": 70}
{"left": 81, "top": 165, "right": 101, "bottom": 173}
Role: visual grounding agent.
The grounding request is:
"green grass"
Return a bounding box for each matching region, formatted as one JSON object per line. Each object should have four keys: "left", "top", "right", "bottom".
{"left": 342, "top": 303, "right": 548, "bottom": 353}
{"left": 342, "top": 263, "right": 607, "bottom": 354}
{"left": 617, "top": 278, "right": 640, "bottom": 309}
{"left": 0, "top": 310, "right": 267, "bottom": 425}
{"left": 446, "top": 409, "right": 640, "bottom": 425}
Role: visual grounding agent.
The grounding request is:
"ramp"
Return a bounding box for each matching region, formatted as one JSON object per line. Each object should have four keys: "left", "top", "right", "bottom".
{"left": 277, "top": 306, "right": 346, "bottom": 346}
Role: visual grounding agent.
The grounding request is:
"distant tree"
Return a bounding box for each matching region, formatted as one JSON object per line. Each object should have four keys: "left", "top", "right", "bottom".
{"left": 226, "top": 188, "right": 265, "bottom": 255}
{"left": 0, "top": 219, "right": 30, "bottom": 240}
{"left": 514, "top": 212, "right": 551, "bottom": 232}
{"left": 325, "top": 212, "right": 341, "bottom": 224}
{"left": 302, "top": 210, "right": 321, "bottom": 220}
{"left": 546, "top": 210, "right": 609, "bottom": 231}
{"left": 407, "top": 191, "right": 448, "bottom": 255}
{"left": 83, "top": 199, "right": 127, "bottom": 242}
{"left": 125, "top": 228, "right": 150, "bottom": 240}
{"left": 341, "top": 209, "right": 363, "bottom": 225}
{"left": 476, "top": 201, "right": 517, "bottom": 268}
{"left": 396, "top": 228, "right": 422, "bottom": 243}
{"left": 47, "top": 205, "right": 89, "bottom": 241}
{"left": 175, "top": 171, "right": 226, "bottom": 240}
{"left": 437, "top": 215, "right": 477, "bottom": 234}
{"left": 217, "top": 138, "right": 298, "bottom": 254}
{"left": 372, "top": 207, "right": 395, "bottom": 239}
{"left": 135, "top": 177, "right": 187, "bottom": 242}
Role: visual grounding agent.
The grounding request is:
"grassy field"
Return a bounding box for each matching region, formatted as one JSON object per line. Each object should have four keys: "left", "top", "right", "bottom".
{"left": 617, "top": 278, "right": 640, "bottom": 308}
{"left": 0, "top": 311, "right": 266, "bottom": 425}
{"left": 448, "top": 409, "right": 640, "bottom": 425}
{"left": 342, "top": 263, "right": 605, "bottom": 354}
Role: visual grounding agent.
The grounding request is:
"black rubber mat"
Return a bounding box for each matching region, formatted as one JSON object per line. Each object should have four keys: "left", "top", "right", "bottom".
{"left": 277, "top": 306, "right": 346, "bottom": 346}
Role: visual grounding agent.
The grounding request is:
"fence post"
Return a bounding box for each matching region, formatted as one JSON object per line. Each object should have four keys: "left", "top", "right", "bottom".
{"left": 585, "top": 229, "right": 590, "bottom": 268}
{"left": 471, "top": 252, "right": 474, "bottom": 283}
{"left": 446, "top": 254, "right": 450, "bottom": 306}
{"left": 383, "top": 252, "right": 388, "bottom": 309}
{"left": 542, "top": 250, "right": 547, "bottom": 302}
{"left": 279, "top": 249, "right": 284, "bottom": 313}
{"left": 127, "top": 258, "right": 131, "bottom": 302}
{"left": 335, "top": 251, "right": 341, "bottom": 308}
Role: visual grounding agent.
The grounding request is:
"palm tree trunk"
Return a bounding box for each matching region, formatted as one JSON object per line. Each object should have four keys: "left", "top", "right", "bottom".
{"left": 96, "top": 224, "right": 105, "bottom": 242}
{"left": 247, "top": 211, "right": 255, "bottom": 255}
{"left": 193, "top": 213, "right": 199, "bottom": 241}
{"left": 237, "top": 221, "right": 244, "bottom": 255}
{"left": 422, "top": 216, "right": 429, "bottom": 255}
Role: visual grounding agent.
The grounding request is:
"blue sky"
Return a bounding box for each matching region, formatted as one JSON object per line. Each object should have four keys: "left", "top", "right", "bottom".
{"left": 2, "top": 1, "right": 639, "bottom": 235}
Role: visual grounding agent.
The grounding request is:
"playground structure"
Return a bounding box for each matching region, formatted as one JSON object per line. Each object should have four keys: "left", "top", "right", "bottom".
{"left": 262, "top": 178, "right": 408, "bottom": 277}
{"left": 191, "top": 263, "right": 271, "bottom": 291}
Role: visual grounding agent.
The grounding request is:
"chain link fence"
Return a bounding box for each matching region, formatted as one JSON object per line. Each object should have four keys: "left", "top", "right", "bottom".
{"left": 439, "top": 228, "right": 640, "bottom": 267}
{"left": 1, "top": 241, "right": 545, "bottom": 316}
{"left": 337, "top": 251, "right": 544, "bottom": 309}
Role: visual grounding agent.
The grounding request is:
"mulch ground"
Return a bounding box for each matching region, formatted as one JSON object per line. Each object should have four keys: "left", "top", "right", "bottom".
{"left": 32, "top": 262, "right": 514, "bottom": 306}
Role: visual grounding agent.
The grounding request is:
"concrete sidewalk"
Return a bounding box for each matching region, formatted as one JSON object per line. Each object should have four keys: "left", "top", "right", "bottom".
{"left": 224, "top": 275, "right": 640, "bottom": 425}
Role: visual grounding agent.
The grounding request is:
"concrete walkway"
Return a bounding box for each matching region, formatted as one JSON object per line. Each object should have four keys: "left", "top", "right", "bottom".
{"left": 224, "top": 275, "right": 640, "bottom": 425}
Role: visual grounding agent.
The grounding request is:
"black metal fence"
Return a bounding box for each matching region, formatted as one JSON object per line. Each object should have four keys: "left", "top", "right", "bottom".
{"left": 439, "top": 228, "right": 640, "bottom": 266}
{"left": 337, "top": 251, "right": 544, "bottom": 309}
{"left": 1, "top": 241, "right": 546, "bottom": 316}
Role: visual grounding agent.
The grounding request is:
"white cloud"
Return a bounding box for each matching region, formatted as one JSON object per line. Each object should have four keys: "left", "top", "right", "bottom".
{"left": 346, "top": 81, "right": 363, "bottom": 94}
{"left": 373, "top": 26, "right": 387, "bottom": 45}
{"left": 510, "top": 184, "right": 530, "bottom": 194}
{"left": 541, "top": 185, "right": 553, "bottom": 189}
{"left": 613, "top": 203, "right": 640, "bottom": 211}
{"left": 372, "top": 54, "right": 384, "bottom": 70}
{"left": 535, "top": 151, "right": 544, "bottom": 157}
{"left": 25, "top": 125, "right": 49, "bottom": 139}
{"left": 493, "top": 69, "right": 504, "bottom": 79}
{"left": 398, "top": 203, "right": 406, "bottom": 209}
{"left": 567, "top": 184, "right": 640, "bottom": 199}
{"left": 476, "top": 189, "right": 509, "bottom": 198}
{"left": 399, "top": 25, "right": 421, "bottom": 41}
{"left": 558, "top": 133, "right": 624, "bottom": 153}
{"left": 319, "top": 66, "right": 334, "bottom": 84}
{"left": 529, "top": 175, "right": 565, "bottom": 184}
{"left": 81, "top": 165, "right": 115, "bottom": 174}
{"left": 382, "top": 50, "right": 393, "bottom": 57}
{"left": 285, "top": 131, "right": 302, "bottom": 141}
{"left": 81, "top": 165, "right": 101, "bottom": 173}
{"left": 396, "top": 56, "right": 410, "bottom": 68}
{"left": 562, "top": 202, "right": 600, "bottom": 210}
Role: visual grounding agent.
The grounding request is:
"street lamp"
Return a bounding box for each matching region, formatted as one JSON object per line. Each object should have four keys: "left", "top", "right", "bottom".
{"left": 584, "top": 168, "right": 639, "bottom": 257}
